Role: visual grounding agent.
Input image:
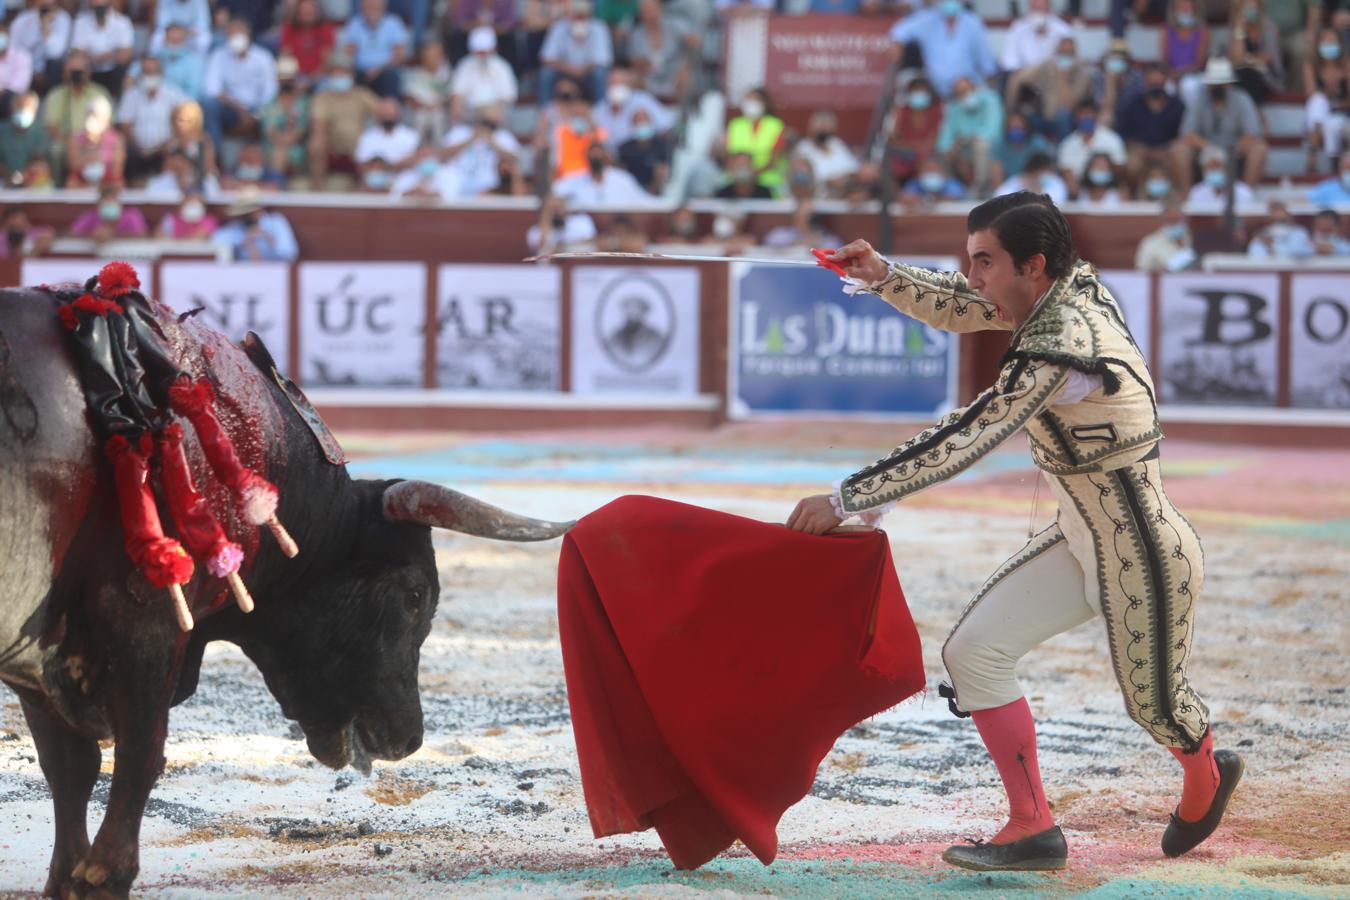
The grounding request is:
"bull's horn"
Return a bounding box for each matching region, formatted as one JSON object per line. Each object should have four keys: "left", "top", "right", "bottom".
{"left": 382, "top": 481, "right": 574, "bottom": 541}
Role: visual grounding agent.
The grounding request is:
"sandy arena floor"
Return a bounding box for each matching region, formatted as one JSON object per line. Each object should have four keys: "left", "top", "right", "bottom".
{"left": 2, "top": 425, "right": 1348, "bottom": 898}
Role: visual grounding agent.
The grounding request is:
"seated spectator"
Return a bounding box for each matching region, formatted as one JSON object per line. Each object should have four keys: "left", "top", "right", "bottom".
{"left": 552, "top": 142, "right": 655, "bottom": 204}
{"left": 784, "top": 156, "right": 816, "bottom": 202}
{"left": 1057, "top": 100, "right": 1125, "bottom": 196}
{"left": 164, "top": 100, "right": 219, "bottom": 189}
{"left": 885, "top": 76, "right": 942, "bottom": 186}
{"left": 595, "top": 213, "right": 649, "bottom": 253}
{"left": 43, "top": 52, "right": 112, "bottom": 183}
{"left": 715, "top": 151, "right": 772, "bottom": 199}
{"left": 723, "top": 86, "right": 787, "bottom": 195}
{"left": 0, "top": 92, "right": 49, "bottom": 184}
{"left": 617, "top": 107, "right": 671, "bottom": 192}
{"left": 1135, "top": 202, "right": 1196, "bottom": 271}
{"left": 991, "top": 112, "right": 1052, "bottom": 187}
{"left": 66, "top": 95, "right": 125, "bottom": 187}
{"left": 1007, "top": 37, "right": 1093, "bottom": 143}
{"left": 440, "top": 103, "right": 521, "bottom": 198}
{"left": 540, "top": 0, "right": 612, "bottom": 104}
{"left": 658, "top": 205, "right": 701, "bottom": 242}
{"left": 1185, "top": 145, "right": 1255, "bottom": 208}
{"left": 22, "top": 158, "right": 54, "bottom": 190}
{"left": 356, "top": 97, "right": 421, "bottom": 179}
{"left": 1171, "top": 60, "right": 1268, "bottom": 193}
{"left": 1077, "top": 152, "right": 1123, "bottom": 208}
{"left": 1270, "top": 0, "right": 1320, "bottom": 94}
{"left": 117, "top": 55, "right": 189, "bottom": 185}
{"left": 10, "top": 0, "right": 71, "bottom": 92}
{"left": 592, "top": 66, "right": 673, "bottom": 151}
{"left": 1308, "top": 154, "right": 1350, "bottom": 205}
{"left": 1098, "top": 40, "right": 1146, "bottom": 130}
{"left": 628, "top": 0, "right": 695, "bottom": 103}
{"left": 69, "top": 184, "right": 148, "bottom": 242}
{"left": 487, "top": 153, "right": 529, "bottom": 196}
{"left": 358, "top": 157, "right": 396, "bottom": 191}
{"left": 391, "top": 146, "right": 452, "bottom": 198}
{"left": 708, "top": 206, "right": 754, "bottom": 257}
{"left": 449, "top": 27, "right": 517, "bottom": 121}
{"left": 902, "top": 156, "right": 965, "bottom": 205}
{"left": 1228, "top": 0, "right": 1284, "bottom": 107}
{"left": 937, "top": 76, "right": 1002, "bottom": 197}
{"left": 1139, "top": 161, "right": 1177, "bottom": 201}
{"left": 0, "top": 19, "right": 34, "bottom": 117}
{"left": 211, "top": 189, "right": 299, "bottom": 261}
{"left": 527, "top": 195, "right": 598, "bottom": 253}
{"left": 402, "top": 41, "right": 452, "bottom": 144}
{"left": 145, "top": 146, "right": 223, "bottom": 199}
{"left": 542, "top": 77, "right": 606, "bottom": 180}
{"left": 157, "top": 24, "right": 206, "bottom": 100}
{"left": 999, "top": 0, "right": 1073, "bottom": 74}
{"left": 1118, "top": 63, "right": 1184, "bottom": 188}
{"left": 343, "top": 0, "right": 410, "bottom": 98}
{"left": 1247, "top": 201, "right": 1314, "bottom": 258}
{"left": 994, "top": 150, "right": 1068, "bottom": 204}
{"left": 259, "top": 56, "right": 309, "bottom": 183}
{"left": 888, "top": 0, "right": 996, "bottom": 99}
{"left": 445, "top": 0, "right": 520, "bottom": 69}
{"left": 152, "top": 0, "right": 211, "bottom": 54}
{"left": 0, "top": 205, "right": 55, "bottom": 259}
{"left": 71, "top": 0, "right": 134, "bottom": 98}
{"left": 1310, "top": 209, "right": 1350, "bottom": 256}
{"left": 793, "top": 110, "right": 859, "bottom": 198}
{"left": 1305, "top": 28, "right": 1350, "bottom": 170}
{"left": 157, "top": 190, "right": 219, "bottom": 240}
{"left": 225, "top": 140, "right": 285, "bottom": 190}
{"left": 762, "top": 200, "right": 841, "bottom": 250}
{"left": 839, "top": 161, "right": 882, "bottom": 206}
{"left": 280, "top": 0, "right": 335, "bottom": 85}
{"left": 308, "top": 52, "right": 379, "bottom": 187}
{"left": 1161, "top": 0, "right": 1210, "bottom": 104}
{"left": 203, "top": 19, "right": 279, "bottom": 152}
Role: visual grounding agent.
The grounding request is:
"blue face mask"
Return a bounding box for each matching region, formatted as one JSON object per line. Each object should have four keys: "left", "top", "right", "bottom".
{"left": 418, "top": 157, "right": 439, "bottom": 177}
{"left": 1164, "top": 223, "right": 1188, "bottom": 241}
{"left": 1339, "top": 171, "right": 1350, "bottom": 189}
{"left": 1007, "top": 126, "right": 1027, "bottom": 143}
{"left": 330, "top": 74, "right": 354, "bottom": 91}
{"left": 961, "top": 92, "right": 980, "bottom": 111}
{"left": 940, "top": 0, "right": 962, "bottom": 17}
{"left": 633, "top": 122, "right": 656, "bottom": 141}
{"left": 919, "top": 172, "right": 945, "bottom": 193}
{"left": 13, "top": 107, "right": 35, "bottom": 129}
{"left": 907, "top": 90, "right": 932, "bottom": 110}
{"left": 1146, "top": 177, "right": 1170, "bottom": 198}
{"left": 1176, "top": 12, "right": 1196, "bottom": 27}
{"left": 1203, "top": 169, "right": 1226, "bottom": 188}
{"left": 98, "top": 201, "right": 121, "bottom": 221}
{"left": 1087, "top": 168, "right": 1113, "bottom": 186}
{"left": 236, "top": 164, "right": 263, "bottom": 181}
{"left": 1106, "top": 56, "right": 1128, "bottom": 74}
{"left": 1321, "top": 43, "right": 1342, "bottom": 60}
{"left": 1076, "top": 117, "right": 1095, "bottom": 135}
{"left": 1055, "top": 54, "right": 1075, "bottom": 70}
{"left": 364, "top": 169, "right": 392, "bottom": 189}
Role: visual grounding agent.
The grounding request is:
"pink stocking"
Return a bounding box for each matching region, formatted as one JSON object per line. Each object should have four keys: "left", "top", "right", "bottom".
{"left": 970, "top": 697, "right": 1055, "bottom": 844}
{"left": 1168, "top": 729, "right": 1220, "bottom": 823}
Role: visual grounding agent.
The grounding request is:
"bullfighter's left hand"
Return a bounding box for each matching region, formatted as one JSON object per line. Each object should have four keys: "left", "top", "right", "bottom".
{"left": 786, "top": 494, "right": 844, "bottom": 535}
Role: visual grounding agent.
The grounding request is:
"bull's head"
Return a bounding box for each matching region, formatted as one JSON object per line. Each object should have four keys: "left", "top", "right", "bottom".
{"left": 234, "top": 479, "right": 571, "bottom": 774}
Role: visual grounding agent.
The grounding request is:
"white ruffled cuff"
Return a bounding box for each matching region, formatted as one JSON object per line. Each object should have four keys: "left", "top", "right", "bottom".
{"left": 830, "top": 480, "right": 894, "bottom": 528}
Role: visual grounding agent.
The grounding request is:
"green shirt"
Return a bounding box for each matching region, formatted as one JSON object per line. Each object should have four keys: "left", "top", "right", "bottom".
{"left": 41, "top": 83, "right": 114, "bottom": 143}
{"left": 596, "top": 0, "right": 638, "bottom": 26}
{"left": 1265, "top": 0, "right": 1319, "bottom": 36}
{"left": 0, "top": 122, "right": 50, "bottom": 176}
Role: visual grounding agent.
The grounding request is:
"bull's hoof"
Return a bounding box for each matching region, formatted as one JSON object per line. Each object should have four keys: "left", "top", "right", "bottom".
{"left": 63, "top": 855, "right": 131, "bottom": 900}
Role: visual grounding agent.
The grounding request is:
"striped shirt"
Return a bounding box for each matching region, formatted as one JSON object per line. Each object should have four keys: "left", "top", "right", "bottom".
{"left": 116, "top": 81, "right": 189, "bottom": 151}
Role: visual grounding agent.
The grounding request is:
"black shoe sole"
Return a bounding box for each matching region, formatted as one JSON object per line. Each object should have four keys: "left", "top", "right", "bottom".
{"left": 941, "top": 849, "right": 1067, "bottom": 872}
{"left": 1162, "top": 749, "right": 1245, "bottom": 858}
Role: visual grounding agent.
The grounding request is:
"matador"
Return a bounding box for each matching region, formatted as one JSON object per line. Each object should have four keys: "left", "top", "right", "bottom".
{"left": 787, "top": 192, "right": 1243, "bottom": 871}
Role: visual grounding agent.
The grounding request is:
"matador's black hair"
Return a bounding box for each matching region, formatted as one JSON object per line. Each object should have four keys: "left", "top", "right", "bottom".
{"left": 967, "top": 191, "right": 1077, "bottom": 280}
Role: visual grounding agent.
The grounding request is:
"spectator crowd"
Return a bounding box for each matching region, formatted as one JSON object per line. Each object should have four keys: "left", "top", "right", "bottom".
{"left": 0, "top": 0, "right": 1345, "bottom": 262}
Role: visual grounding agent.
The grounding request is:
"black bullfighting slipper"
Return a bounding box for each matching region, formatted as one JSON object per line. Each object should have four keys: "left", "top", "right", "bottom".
{"left": 1162, "top": 749, "right": 1245, "bottom": 858}
{"left": 941, "top": 825, "right": 1068, "bottom": 871}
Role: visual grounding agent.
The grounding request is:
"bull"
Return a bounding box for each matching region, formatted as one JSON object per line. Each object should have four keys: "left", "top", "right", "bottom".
{"left": 0, "top": 286, "right": 572, "bottom": 897}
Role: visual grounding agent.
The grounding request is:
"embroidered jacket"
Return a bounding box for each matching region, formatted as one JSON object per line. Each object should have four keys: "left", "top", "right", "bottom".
{"left": 837, "top": 259, "right": 1161, "bottom": 514}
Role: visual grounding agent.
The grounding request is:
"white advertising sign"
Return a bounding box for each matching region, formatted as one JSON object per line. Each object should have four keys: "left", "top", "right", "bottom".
{"left": 1290, "top": 275, "right": 1350, "bottom": 409}
{"left": 1157, "top": 273, "right": 1280, "bottom": 406}
{"left": 434, "top": 265, "right": 561, "bottom": 390}
{"left": 570, "top": 266, "right": 701, "bottom": 395}
{"left": 159, "top": 262, "right": 290, "bottom": 357}
{"left": 21, "top": 258, "right": 152, "bottom": 294}
{"left": 298, "top": 262, "right": 426, "bottom": 387}
{"left": 1098, "top": 269, "right": 1152, "bottom": 367}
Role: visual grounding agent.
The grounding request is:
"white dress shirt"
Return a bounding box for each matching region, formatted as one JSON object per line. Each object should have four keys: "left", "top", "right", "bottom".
{"left": 355, "top": 123, "right": 421, "bottom": 165}
{"left": 70, "top": 10, "right": 134, "bottom": 71}
{"left": 998, "top": 14, "right": 1074, "bottom": 72}
{"left": 117, "top": 81, "right": 189, "bottom": 150}
{"left": 10, "top": 7, "right": 70, "bottom": 70}
{"left": 449, "top": 53, "right": 518, "bottom": 111}
{"left": 204, "top": 45, "right": 278, "bottom": 111}
{"left": 552, "top": 166, "right": 656, "bottom": 205}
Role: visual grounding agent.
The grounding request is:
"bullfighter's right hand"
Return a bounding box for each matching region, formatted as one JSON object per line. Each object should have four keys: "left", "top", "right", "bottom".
{"left": 829, "top": 240, "right": 890, "bottom": 284}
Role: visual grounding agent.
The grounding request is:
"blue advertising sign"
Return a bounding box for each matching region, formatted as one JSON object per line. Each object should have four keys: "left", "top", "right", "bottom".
{"left": 730, "top": 261, "right": 959, "bottom": 418}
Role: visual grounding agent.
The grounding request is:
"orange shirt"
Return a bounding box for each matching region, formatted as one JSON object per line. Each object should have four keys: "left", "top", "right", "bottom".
{"left": 553, "top": 122, "right": 607, "bottom": 179}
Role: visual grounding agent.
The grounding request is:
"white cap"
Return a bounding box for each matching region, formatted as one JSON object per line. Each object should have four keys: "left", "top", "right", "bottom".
{"left": 1201, "top": 57, "right": 1237, "bottom": 85}
{"left": 468, "top": 26, "right": 496, "bottom": 53}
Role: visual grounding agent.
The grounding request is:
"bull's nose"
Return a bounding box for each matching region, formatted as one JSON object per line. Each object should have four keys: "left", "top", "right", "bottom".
{"left": 403, "top": 733, "right": 423, "bottom": 756}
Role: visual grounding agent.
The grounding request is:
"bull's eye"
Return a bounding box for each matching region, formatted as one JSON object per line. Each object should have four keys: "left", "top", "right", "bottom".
{"left": 405, "top": 589, "right": 423, "bottom": 612}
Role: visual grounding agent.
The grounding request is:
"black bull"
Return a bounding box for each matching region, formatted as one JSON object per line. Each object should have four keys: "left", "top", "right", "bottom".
{"left": 0, "top": 288, "right": 572, "bottom": 897}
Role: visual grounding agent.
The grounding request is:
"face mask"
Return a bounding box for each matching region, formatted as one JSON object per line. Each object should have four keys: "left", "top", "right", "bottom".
{"left": 1243, "top": 7, "right": 1258, "bottom": 21}
{"left": 92, "top": 5, "right": 109, "bottom": 21}
{"left": 907, "top": 89, "right": 931, "bottom": 110}
{"left": 1106, "top": 57, "right": 1128, "bottom": 74}
{"left": 1146, "top": 177, "right": 1170, "bottom": 198}
{"left": 588, "top": 156, "right": 605, "bottom": 175}
{"left": 1203, "top": 169, "right": 1226, "bottom": 188}
{"left": 1087, "top": 169, "right": 1112, "bottom": 186}
{"left": 236, "top": 164, "right": 264, "bottom": 181}
{"left": 673, "top": 218, "right": 696, "bottom": 237}
{"left": 6, "top": 227, "right": 24, "bottom": 246}
{"left": 1321, "top": 43, "right": 1342, "bottom": 61}
{"left": 1077, "top": 117, "right": 1095, "bottom": 135}
{"left": 181, "top": 200, "right": 205, "bottom": 223}
{"left": 1147, "top": 86, "right": 1167, "bottom": 99}
{"left": 919, "top": 172, "right": 945, "bottom": 193}
{"left": 741, "top": 98, "right": 764, "bottom": 119}
{"left": 1176, "top": 12, "right": 1195, "bottom": 27}
{"left": 142, "top": 74, "right": 162, "bottom": 92}
{"left": 1209, "top": 86, "right": 1227, "bottom": 102}
{"left": 1029, "top": 12, "right": 1047, "bottom": 27}
{"left": 961, "top": 93, "right": 979, "bottom": 110}
{"left": 83, "top": 161, "right": 106, "bottom": 183}
{"left": 633, "top": 122, "right": 655, "bottom": 141}
{"left": 570, "top": 21, "right": 588, "bottom": 40}
{"left": 789, "top": 171, "right": 812, "bottom": 187}
{"left": 940, "top": 0, "right": 962, "bottom": 17}
{"left": 13, "top": 108, "right": 35, "bottom": 129}
{"left": 330, "top": 74, "right": 354, "bottom": 91}
{"left": 98, "top": 200, "right": 121, "bottom": 221}
{"left": 0, "top": 35, "right": 9, "bottom": 53}
{"left": 418, "top": 157, "right": 439, "bottom": 177}
{"left": 380, "top": 118, "right": 398, "bottom": 131}
{"left": 228, "top": 33, "right": 250, "bottom": 54}
{"left": 813, "top": 130, "right": 832, "bottom": 143}
{"left": 733, "top": 168, "right": 753, "bottom": 184}
{"left": 1007, "top": 126, "right": 1026, "bottom": 142}
{"left": 1037, "top": 174, "right": 1055, "bottom": 191}
{"left": 569, "top": 116, "right": 589, "bottom": 133}
{"left": 1341, "top": 171, "right": 1350, "bottom": 188}
{"left": 1055, "top": 54, "right": 1075, "bottom": 71}
{"left": 712, "top": 215, "right": 736, "bottom": 239}
{"left": 71, "top": 69, "right": 88, "bottom": 86}
{"left": 364, "top": 169, "right": 391, "bottom": 189}
{"left": 1164, "top": 223, "right": 1187, "bottom": 241}
{"left": 606, "top": 83, "right": 631, "bottom": 106}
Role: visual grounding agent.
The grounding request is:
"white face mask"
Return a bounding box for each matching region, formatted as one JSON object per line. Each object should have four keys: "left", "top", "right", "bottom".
{"left": 228, "top": 33, "right": 250, "bottom": 54}
{"left": 712, "top": 215, "right": 737, "bottom": 239}
{"left": 142, "top": 74, "right": 163, "bottom": 92}
{"left": 607, "top": 83, "right": 631, "bottom": 106}
{"left": 181, "top": 200, "right": 205, "bottom": 223}
{"left": 741, "top": 98, "right": 764, "bottom": 119}
{"left": 83, "top": 161, "right": 107, "bottom": 183}
{"left": 570, "top": 20, "right": 588, "bottom": 40}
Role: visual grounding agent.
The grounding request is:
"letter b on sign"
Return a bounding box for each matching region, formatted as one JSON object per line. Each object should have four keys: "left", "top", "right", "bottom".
{"left": 1185, "top": 291, "right": 1273, "bottom": 347}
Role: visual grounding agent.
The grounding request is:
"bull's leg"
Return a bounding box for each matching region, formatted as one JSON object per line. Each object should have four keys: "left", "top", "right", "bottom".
{"left": 14, "top": 686, "right": 102, "bottom": 899}
{"left": 69, "top": 635, "right": 186, "bottom": 899}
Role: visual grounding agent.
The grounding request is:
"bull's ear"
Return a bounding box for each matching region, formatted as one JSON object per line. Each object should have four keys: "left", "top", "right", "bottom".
{"left": 382, "top": 481, "right": 573, "bottom": 542}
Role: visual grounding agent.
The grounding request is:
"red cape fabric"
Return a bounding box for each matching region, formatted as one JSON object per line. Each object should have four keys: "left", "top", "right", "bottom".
{"left": 557, "top": 495, "right": 926, "bottom": 870}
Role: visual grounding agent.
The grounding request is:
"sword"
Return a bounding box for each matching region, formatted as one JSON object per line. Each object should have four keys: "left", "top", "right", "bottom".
{"left": 523, "top": 250, "right": 834, "bottom": 268}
